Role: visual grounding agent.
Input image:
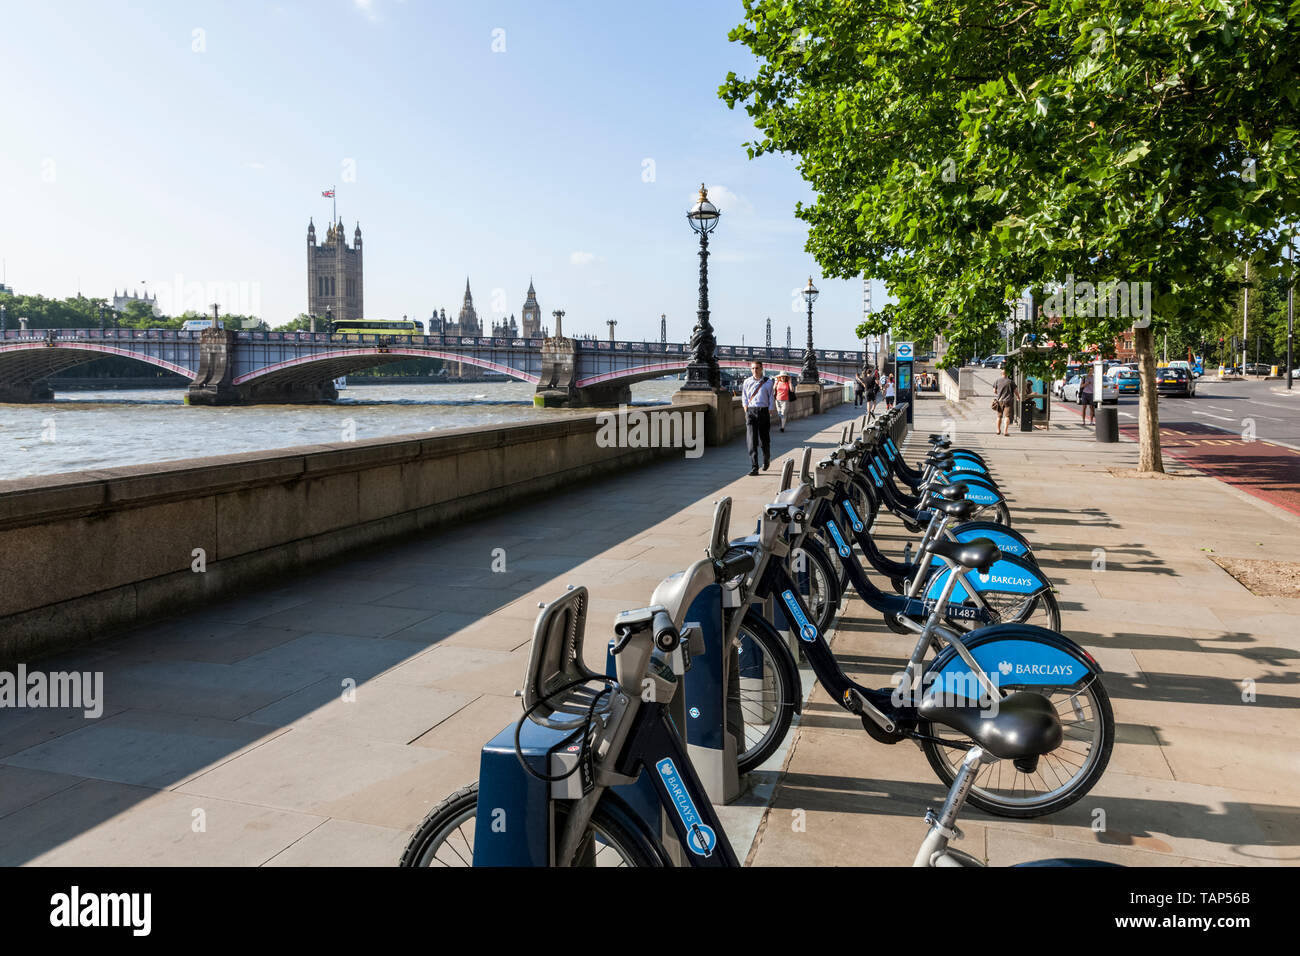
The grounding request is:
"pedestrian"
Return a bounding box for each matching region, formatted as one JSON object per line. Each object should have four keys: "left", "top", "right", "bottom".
{"left": 993, "top": 369, "right": 1018, "bottom": 435}
{"left": 1079, "top": 369, "right": 1097, "bottom": 426}
{"left": 742, "top": 360, "right": 776, "bottom": 476}
{"left": 774, "top": 372, "right": 792, "bottom": 432}
{"left": 853, "top": 369, "right": 866, "bottom": 407}
{"left": 884, "top": 373, "right": 897, "bottom": 409}
{"left": 865, "top": 368, "right": 880, "bottom": 420}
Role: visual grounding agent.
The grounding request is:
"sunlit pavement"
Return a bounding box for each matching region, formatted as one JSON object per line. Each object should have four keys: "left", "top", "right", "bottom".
{"left": 750, "top": 379, "right": 1300, "bottom": 867}
{"left": 0, "top": 400, "right": 859, "bottom": 865}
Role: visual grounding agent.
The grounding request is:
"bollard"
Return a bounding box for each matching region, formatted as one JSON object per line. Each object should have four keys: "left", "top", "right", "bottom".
{"left": 1095, "top": 404, "right": 1119, "bottom": 442}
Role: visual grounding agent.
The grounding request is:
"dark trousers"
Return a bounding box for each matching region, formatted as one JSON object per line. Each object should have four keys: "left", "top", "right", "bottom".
{"left": 746, "top": 408, "right": 771, "bottom": 470}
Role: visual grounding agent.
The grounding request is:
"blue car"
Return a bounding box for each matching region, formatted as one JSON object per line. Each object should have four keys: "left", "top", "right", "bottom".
{"left": 1108, "top": 368, "right": 1140, "bottom": 394}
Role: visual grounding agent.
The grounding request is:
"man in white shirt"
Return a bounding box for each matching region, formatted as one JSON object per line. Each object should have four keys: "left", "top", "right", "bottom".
{"left": 742, "top": 360, "right": 776, "bottom": 475}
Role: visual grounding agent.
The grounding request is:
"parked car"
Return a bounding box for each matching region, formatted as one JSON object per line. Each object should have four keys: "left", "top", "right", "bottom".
{"left": 1156, "top": 366, "right": 1196, "bottom": 397}
{"left": 1053, "top": 364, "right": 1082, "bottom": 397}
{"left": 1106, "top": 366, "right": 1141, "bottom": 395}
{"left": 1061, "top": 373, "right": 1119, "bottom": 405}
{"left": 983, "top": 354, "right": 1007, "bottom": 369}
{"left": 1244, "top": 362, "right": 1270, "bottom": 376}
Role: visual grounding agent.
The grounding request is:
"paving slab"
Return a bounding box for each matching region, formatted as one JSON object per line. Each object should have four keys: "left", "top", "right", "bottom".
{"left": 748, "top": 390, "right": 1300, "bottom": 867}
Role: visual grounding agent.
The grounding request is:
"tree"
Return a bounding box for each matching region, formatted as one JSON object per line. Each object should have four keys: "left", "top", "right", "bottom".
{"left": 723, "top": 0, "right": 1299, "bottom": 471}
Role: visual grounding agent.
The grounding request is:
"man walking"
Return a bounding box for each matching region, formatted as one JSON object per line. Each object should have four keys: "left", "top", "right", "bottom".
{"left": 742, "top": 360, "right": 776, "bottom": 476}
{"left": 853, "top": 368, "right": 867, "bottom": 406}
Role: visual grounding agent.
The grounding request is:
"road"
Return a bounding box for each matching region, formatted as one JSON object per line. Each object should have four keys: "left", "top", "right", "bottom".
{"left": 1054, "top": 376, "right": 1300, "bottom": 515}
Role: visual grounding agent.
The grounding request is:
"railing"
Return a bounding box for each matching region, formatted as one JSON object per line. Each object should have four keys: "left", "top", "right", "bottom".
{"left": 0, "top": 327, "right": 866, "bottom": 363}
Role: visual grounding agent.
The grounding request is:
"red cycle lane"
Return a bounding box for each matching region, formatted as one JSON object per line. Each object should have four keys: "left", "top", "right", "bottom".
{"left": 1053, "top": 401, "right": 1300, "bottom": 517}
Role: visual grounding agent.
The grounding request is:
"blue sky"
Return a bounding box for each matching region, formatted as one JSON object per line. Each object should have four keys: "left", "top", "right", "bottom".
{"left": 0, "top": 0, "right": 885, "bottom": 349}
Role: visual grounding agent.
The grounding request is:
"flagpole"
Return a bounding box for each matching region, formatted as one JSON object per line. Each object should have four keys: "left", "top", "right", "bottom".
{"left": 332, "top": 185, "right": 336, "bottom": 224}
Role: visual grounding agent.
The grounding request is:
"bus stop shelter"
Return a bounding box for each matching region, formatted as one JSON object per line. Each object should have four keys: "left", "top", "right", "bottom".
{"left": 1008, "top": 338, "right": 1053, "bottom": 430}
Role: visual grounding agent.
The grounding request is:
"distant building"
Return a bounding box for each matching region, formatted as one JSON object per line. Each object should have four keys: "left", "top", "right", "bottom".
{"left": 112, "top": 288, "right": 160, "bottom": 316}
{"left": 0, "top": 282, "right": 14, "bottom": 297}
{"left": 307, "top": 218, "right": 363, "bottom": 322}
{"left": 520, "top": 279, "right": 542, "bottom": 337}
{"left": 490, "top": 314, "right": 519, "bottom": 339}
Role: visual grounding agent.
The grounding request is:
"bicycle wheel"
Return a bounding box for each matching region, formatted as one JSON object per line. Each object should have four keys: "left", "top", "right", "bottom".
{"left": 981, "top": 498, "right": 1012, "bottom": 527}
{"left": 788, "top": 539, "right": 841, "bottom": 635}
{"left": 918, "top": 676, "right": 1114, "bottom": 818}
{"left": 400, "top": 783, "right": 661, "bottom": 867}
{"left": 732, "top": 609, "right": 798, "bottom": 775}
{"left": 968, "top": 587, "right": 1061, "bottom": 632}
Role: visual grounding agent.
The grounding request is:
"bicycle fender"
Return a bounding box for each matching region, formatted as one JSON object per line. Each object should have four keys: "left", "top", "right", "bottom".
{"left": 923, "top": 623, "right": 1102, "bottom": 690}
{"left": 924, "top": 553, "right": 1047, "bottom": 603}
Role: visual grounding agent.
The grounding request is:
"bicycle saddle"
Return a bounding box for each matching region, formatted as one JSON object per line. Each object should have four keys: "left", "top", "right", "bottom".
{"left": 934, "top": 482, "right": 969, "bottom": 500}
{"left": 932, "top": 498, "right": 978, "bottom": 521}
{"left": 926, "top": 537, "right": 1000, "bottom": 572}
{"left": 919, "top": 691, "right": 1063, "bottom": 760}
{"left": 928, "top": 434, "right": 951, "bottom": 446}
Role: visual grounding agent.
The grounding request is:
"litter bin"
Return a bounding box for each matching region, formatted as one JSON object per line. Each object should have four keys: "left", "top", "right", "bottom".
{"left": 1019, "top": 396, "right": 1034, "bottom": 432}
{"left": 1095, "top": 404, "right": 1119, "bottom": 442}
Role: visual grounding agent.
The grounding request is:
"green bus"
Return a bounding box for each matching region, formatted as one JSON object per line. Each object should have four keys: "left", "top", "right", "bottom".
{"left": 331, "top": 318, "right": 424, "bottom": 337}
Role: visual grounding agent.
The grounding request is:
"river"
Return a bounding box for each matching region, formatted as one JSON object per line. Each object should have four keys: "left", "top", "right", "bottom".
{"left": 0, "top": 379, "right": 692, "bottom": 481}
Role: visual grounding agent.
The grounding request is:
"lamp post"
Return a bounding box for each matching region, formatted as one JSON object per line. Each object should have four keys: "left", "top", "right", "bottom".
{"left": 1284, "top": 235, "right": 1294, "bottom": 390}
{"left": 683, "top": 184, "right": 721, "bottom": 390}
{"left": 801, "top": 276, "right": 820, "bottom": 385}
{"left": 1, "top": 303, "right": 6, "bottom": 334}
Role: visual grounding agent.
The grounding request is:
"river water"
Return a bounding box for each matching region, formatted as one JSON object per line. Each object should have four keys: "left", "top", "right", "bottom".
{"left": 0, "top": 379, "right": 691, "bottom": 481}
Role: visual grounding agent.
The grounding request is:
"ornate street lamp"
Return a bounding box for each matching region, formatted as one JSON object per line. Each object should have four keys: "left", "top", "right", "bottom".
{"left": 683, "top": 184, "right": 721, "bottom": 390}
{"left": 801, "top": 276, "right": 820, "bottom": 385}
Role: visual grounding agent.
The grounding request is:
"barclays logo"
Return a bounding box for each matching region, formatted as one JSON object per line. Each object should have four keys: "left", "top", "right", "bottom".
{"left": 998, "top": 660, "right": 1074, "bottom": 677}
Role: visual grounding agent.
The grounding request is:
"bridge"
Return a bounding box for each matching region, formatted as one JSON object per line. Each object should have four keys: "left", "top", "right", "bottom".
{"left": 0, "top": 327, "right": 867, "bottom": 405}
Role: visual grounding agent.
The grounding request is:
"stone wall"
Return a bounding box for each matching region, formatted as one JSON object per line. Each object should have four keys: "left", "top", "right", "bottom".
{"left": 0, "top": 404, "right": 715, "bottom": 663}
{"left": 0, "top": 388, "right": 851, "bottom": 663}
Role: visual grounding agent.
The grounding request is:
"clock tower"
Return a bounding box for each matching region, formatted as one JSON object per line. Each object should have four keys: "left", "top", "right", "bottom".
{"left": 521, "top": 278, "right": 542, "bottom": 338}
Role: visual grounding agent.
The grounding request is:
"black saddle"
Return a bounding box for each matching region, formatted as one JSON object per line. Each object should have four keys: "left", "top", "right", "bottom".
{"left": 919, "top": 691, "right": 1063, "bottom": 760}
{"left": 934, "top": 482, "right": 968, "bottom": 501}
{"left": 932, "top": 498, "right": 978, "bottom": 521}
{"left": 926, "top": 536, "right": 1000, "bottom": 572}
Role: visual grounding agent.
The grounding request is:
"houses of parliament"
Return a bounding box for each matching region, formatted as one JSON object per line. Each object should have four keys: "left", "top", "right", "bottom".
{"left": 307, "top": 218, "right": 545, "bottom": 338}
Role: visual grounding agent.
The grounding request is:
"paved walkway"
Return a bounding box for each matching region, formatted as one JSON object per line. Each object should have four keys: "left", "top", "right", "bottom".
{"left": 749, "top": 377, "right": 1300, "bottom": 866}
{"left": 0, "top": 398, "right": 860, "bottom": 865}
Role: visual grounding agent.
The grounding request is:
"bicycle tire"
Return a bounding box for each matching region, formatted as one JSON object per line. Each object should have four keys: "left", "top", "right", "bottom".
{"left": 400, "top": 783, "right": 663, "bottom": 867}
{"left": 733, "top": 608, "right": 799, "bottom": 775}
{"left": 918, "top": 676, "right": 1115, "bottom": 818}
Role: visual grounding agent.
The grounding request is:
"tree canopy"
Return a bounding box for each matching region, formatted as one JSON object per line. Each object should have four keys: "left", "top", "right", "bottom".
{"left": 722, "top": 0, "right": 1299, "bottom": 469}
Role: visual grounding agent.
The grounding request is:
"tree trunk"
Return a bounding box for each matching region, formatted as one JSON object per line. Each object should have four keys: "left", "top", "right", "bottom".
{"left": 1134, "top": 324, "right": 1164, "bottom": 473}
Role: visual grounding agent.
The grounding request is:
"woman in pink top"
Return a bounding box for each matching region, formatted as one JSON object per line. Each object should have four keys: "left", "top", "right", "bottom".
{"left": 774, "top": 373, "right": 792, "bottom": 431}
